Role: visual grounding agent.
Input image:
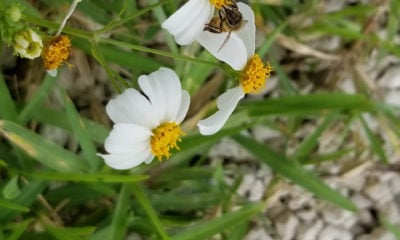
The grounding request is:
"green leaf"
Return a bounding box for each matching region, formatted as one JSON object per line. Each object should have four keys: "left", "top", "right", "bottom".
{"left": 234, "top": 134, "right": 356, "bottom": 211}
{"left": 132, "top": 183, "right": 170, "bottom": 240}
{"left": 360, "top": 115, "right": 388, "bottom": 163}
{"left": 295, "top": 111, "right": 338, "bottom": 161}
{"left": 0, "top": 74, "right": 17, "bottom": 121}
{"left": 27, "top": 171, "right": 148, "bottom": 183}
{"left": 17, "top": 74, "right": 58, "bottom": 124}
{"left": 171, "top": 203, "right": 263, "bottom": 240}
{"left": 2, "top": 176, "right": 20, "bottom": 200}
{"left": 380, "top": 215, "right": 400, "bottom": 239}
{"left": 60, "top": 89, "right": 101, "bottom": 171}
{"left": 244, "top": 93, "right": 373, "bottom": 116}
{"left": 0, "top": 120, "right": 87, "bottom": 173}
{"left": 0, "top": 199, "right": 29, "bottom": 212}
{"left": 108, "top": 184, "right": 131, "bottom": 240}
{"left": 5, "top": 219, "right": 31, "bottom": 240}
{"left": 45, "top": 225, "right": 95, "bottom": 240}
{"left": 0, "top": 180, "right": 45, "bottom": 222}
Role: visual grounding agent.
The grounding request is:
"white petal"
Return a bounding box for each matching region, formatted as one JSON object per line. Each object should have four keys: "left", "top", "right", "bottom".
{"left": 99, "top": 148, "right": 153, "bottom": 170}
{"left": 106, "top": 88, "right": 158, "bottom": 129}
{"left": 235, "top": 3, "right": 256, "bottom": 58}
{"left": 104, "top": 123, "right": 152, "bottom": 154}
{"left": 197, "top": 31, "right": 248, "bottom": 70}
{"left": 175, "top": 90, "right": 190, "bottom": 123}
{"left": 156, "top": 67, "right": 182, "bottom": 121}
{"left": 162, "top": 0, "right": 213, "bottom": 45}
{"left": 138, "top": 74, "right": 166, "bottom": 123}
{"left": 197, "top": 86, "right": 245, "bottom": 135}
{"left": 47, "top": 69, "right": 58, "bottom": 77}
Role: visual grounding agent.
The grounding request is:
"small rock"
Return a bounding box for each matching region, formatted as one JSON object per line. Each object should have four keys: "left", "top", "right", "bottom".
{"left": 298, "top": 220, "right": 324, "bottom": 240}
{"left": 275, "top": 212, "right": 299, "bottom": 240}
{"left": 318, "top": 225, "right": 352, "bottom": 240}
{"left": 245, "top": 227, "right": 273, "bottom": 240}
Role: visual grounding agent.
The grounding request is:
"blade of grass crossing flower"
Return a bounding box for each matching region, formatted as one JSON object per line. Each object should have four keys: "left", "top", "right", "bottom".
{"left": 295, "top": 111, "right": 339, "bottom": 162}
{"left": 17, "top": 74, "right": 58, "bottom": 124}
{"left": 0, "top": 120, "right": 87, "bottom": 172}
{"left": 108, "top": 184, "right": 131, "bottom": 240}
{"left": 233, "top": 134, "right": 357, "bottom": 211}
{"left": 60, "top": 89, "right": 101, "bottom": 171}
{"left": 27, "top": 171, "right": 148, "bottom": 183}
{"left": 171, "top": 203, "right": 263, "bottom": 240}
{"left": 0, "top": 74, "right": 17, "bottom": 121}
{"left": 244, "top": 93, "right": 373, "bottom": 116}
{"left": 30, "top": 106, "right": 109, "bottom": 144}
{"left": 132, "top": 183, "right": 170, "bottom": 240}
{"left": 0, "top": 180, "right": 46, "bottom": 222}
{"left": 359, "top": 115, "right": 388, "bottom": 163}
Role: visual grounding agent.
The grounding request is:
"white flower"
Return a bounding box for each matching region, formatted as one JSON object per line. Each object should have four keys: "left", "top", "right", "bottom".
{"left": 197, "top": 3, "right": 273, "bottom": 135}
{"left": 13, "top": 29, "right": 43, "bottom": 59}
{"left": 99, "top": 67, "right": 190, "bottom": 169}
{"left": 196, "top": 2, "right": 255, "bottom": 70}
{"left": 162, "top": 0, "right": 214, "bottom": 45}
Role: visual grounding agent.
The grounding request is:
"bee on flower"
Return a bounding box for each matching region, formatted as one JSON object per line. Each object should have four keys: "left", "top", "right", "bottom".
{"left": 197, "top": 3, "right": 273, "bottom": 135}
{"left": 98, "top": 68, "right": 190, "bottom": 170}
{"left": 13, "top": 29, "right": 43, "bottom": 60}
{"left": 162, "top": 0, "right": 240, "bottom": 45}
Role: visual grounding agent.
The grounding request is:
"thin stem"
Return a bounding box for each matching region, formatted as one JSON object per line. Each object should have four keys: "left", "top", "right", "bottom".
{"left": 99, "top": 37, "right": 225, "bottom": 68}
{"left": 96, "top": 0, "right": 172, "bottom": 34}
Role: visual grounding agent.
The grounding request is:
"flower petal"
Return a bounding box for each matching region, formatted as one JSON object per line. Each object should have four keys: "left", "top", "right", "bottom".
{"left": 197, "top": 31, "right": 248, "bottom": 70}
{"left": 197, "top": 86, "right": 245, "bottom": 135}
{"left": 162, "top": 0, "right": 213, "bottom": 45}
{"left": 175, "top": 90, "right": 190, "bottom": 123}
{"left": 235, "top": 2, "right": 256, "bottom": 58}
{"left": 156, "top": 67, "right": 183, "bottom": 121}
{"left": 106, "top": 88, "right": 158, "bottom": 129}
{"left": 99, "top": 148, "right": 153, "bottom": 170}
{"left": 104, "top": 123, "right": 152, "bottom": 154}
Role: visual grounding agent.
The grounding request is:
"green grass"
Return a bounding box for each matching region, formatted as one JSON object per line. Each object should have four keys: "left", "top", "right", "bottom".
{"left": 0, "top": 0, "right": 399, "bottom": 239}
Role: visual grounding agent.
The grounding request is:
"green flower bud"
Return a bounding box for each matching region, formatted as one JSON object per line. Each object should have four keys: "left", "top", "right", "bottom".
{"left": 13, "top": 29, "right": 43, "bottom": 59}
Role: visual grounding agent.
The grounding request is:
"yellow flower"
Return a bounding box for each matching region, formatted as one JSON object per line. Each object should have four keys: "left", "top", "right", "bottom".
{"left": 42, "top": 35, "right": 71, "bottom": 71}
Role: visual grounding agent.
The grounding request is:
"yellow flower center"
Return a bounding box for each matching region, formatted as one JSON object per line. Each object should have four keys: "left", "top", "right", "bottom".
{"left": 239, "top": 54, "right": 273, "bottom": 94}
{"left": 42, "top": 35, "right": 71, "bottom": 70}
{"left": 150, "top": 122, "right": 184, "bottom": 161}
{"left": 210, "top": 0, "right": 234, "bottom": 9}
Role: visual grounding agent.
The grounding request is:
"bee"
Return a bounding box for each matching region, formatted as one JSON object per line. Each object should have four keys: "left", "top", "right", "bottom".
{"left": 204, "top": 1, "right": 247, "bottom": 52}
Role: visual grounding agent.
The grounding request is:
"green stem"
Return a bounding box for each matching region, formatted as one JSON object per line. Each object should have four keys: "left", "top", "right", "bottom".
{"left": 96, "top": 0, "right": 172, "bottom": 34}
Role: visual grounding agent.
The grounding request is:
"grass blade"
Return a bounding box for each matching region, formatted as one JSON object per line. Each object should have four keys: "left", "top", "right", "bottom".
{"left": 171, "top": 203, "right": 263, "bottom": 240}
{"left": 244, "top": 93, "right": 372, "bottom": 116}
{"left": 0, "top": 120, "right": 87, "bottom": 172}
{"left": 233, "top": 134, "right": 356, "bottom": 211}
{"left": 108, "top": 184, "right": 130, "bottom": 240}
{"left": 17, "top": 74, "right": 58, "bottom": 124}
{"left": 359, "top": 115, "right": 388, "bottom": 163}
{"left": 0, "top": 74, "right": 17, "bottom": 121}
{"left": 132, "top": 183, "right": 170, "bottom": 240}
{"left": 26, "top": 171, "right": 148, "bottom": 183}
{"left": 60, "top": 89, "right": 101, "bottom": 171}
{"left": 0, "top": 199, "right": 29, "bottom": 212}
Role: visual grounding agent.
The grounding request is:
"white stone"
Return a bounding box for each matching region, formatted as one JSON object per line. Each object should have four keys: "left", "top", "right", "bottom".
{"left": 245, "top": 227, "right": 273, "bottom": 240}
{"left": 248, "top": 180, "right": 264, "bottom": 201}
{"left": 297, "top": 208, "right": 317, "bottom": 222}
{"left": 321, "top": 205, "right": 357, "bottom": 228}
{"left": 378, "top": 66, "right": 400, "bottom": 88}
{"left": 275, "top": 213, "right": 299, "bottom": 240}
{"left": 318, "top": 225, "right": 352, "bottom": 240}
{"left": 252, "top": 125, "right": 281, "bottom": 143}
{"left": 299, "top": 220, "right": 324, "bottom": 240}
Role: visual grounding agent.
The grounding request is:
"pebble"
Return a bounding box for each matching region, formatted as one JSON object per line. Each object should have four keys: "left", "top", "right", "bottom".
{"left": 318, "top": 225, "right": 352, "bottom": 240}
{"left": 275, "top": 212, "right": 299, "bottom": 240}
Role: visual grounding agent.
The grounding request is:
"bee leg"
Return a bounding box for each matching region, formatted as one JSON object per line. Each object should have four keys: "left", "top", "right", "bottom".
{"left": 204, "top": 24, "right": 223, "bottom": 33}
{"left": 217, "top": 31, "right": 232, "bottom": 52}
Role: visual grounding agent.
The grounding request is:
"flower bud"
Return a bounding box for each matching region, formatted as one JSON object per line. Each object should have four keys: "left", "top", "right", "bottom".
{"left": 13, "top": 29, "right": 43, "bottom": 59}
